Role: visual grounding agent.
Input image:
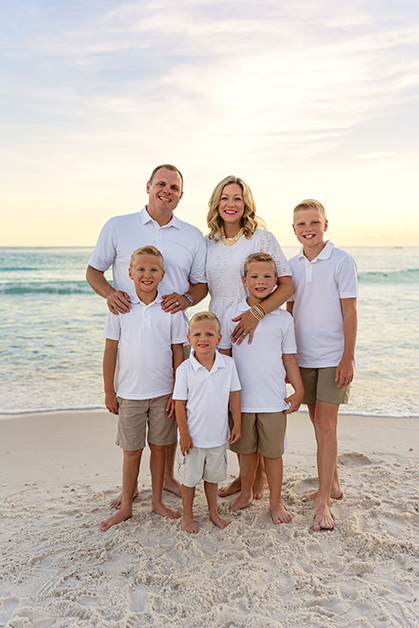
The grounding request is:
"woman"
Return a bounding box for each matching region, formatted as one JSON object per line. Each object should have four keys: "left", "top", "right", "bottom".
{"left": 206, "top": 175, "right": 294, "bottom": 497}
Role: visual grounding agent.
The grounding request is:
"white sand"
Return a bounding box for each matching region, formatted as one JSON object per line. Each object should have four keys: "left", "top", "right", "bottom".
{"left": 1, "top": 410, "right": 419, "bottom": 627}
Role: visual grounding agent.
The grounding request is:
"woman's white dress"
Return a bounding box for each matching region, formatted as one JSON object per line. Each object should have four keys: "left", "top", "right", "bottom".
{"left": 205, "top": 228, "right": 291, "bottom": 320}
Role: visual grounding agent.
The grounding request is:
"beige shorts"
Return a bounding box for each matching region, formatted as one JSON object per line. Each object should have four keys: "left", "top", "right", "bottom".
{"left": 116, "top": 395, "right": 176, "bottom": 451}
{"left": 176, "top": 444, "right": 227, "bottom": 488}
{"left": 230, "top": 412, "right": 287, "bottom": 458}
{"left": 300, "top": 367, "right": 350, "bottom": 406}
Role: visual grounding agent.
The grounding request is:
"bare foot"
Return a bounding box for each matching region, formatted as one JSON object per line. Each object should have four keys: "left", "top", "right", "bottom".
{"left": 182, "top": 516, "right": 198, "bottom": 534}
{"left": 302, "top": 488, "right": 342, "bottom": 503}
{"left": 210, "top": 512, "right": 231, "bottom": 529}
{"left": 271, "top": 501, "right": 292, "bottom": 524}
{"left": 253, "top": 473, "right": 268, "bottom": 500}
{"left": 218, "top": 476, "right": 241, "bottom": 498}
{"left": 313, "top": 503, "right": 334, "bottom": 530}
{"left": 99, "top": 509, "right": 132, "bottom": 531}
{"left": 109, "top": 487, "right": 140, "bottom": 510}
{"left": 151, "top": 499, "right": 181, "bottom": 519}
{"left": 163, "top": 476, "right": 182, "bottom": 498}
{"left": 230, "top": 491, "right": 253, "bottom": 512}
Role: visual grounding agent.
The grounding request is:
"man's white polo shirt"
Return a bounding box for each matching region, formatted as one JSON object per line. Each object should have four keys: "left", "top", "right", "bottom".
{"left": 103, "top": 293, "right": 187, "bottom": 400}
{"left": 288, "top": 241, "right": 359, "bottom": 368}
{"left": 220, "top": 298, "right": 297, "bottom": 412}
{"left": 173, "top": 351, "right": 241, "bottom": 449}
{"left": 89, "top": 206, "right": 206, "bottom": 296}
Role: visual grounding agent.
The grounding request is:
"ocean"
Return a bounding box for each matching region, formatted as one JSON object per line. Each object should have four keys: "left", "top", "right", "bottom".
{"left": 0, "top": 246, "right": 418, "bottom": 418}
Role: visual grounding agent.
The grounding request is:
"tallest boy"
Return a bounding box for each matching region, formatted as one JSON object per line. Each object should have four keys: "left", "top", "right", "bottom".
{"left": 87, "top": 164, "right": 208, "bottom": 497}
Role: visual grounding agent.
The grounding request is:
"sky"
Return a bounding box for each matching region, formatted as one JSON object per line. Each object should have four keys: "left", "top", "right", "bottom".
{"left": 1, "top": 0, "right": 419, "bottom": 247}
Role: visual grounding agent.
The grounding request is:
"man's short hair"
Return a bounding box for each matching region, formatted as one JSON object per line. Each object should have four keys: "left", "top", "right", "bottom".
{"left": 188, "top": 311, "right": 221, "bottom": 336}
{"left": 243, "top": 252, "right": 277, "bottom": 276}
{"left": 293, "top": 199, "right": 327, "bottom": 223}
{"left": 149, "top": 164, "right": 184, "bottom": 191}
{"left": 130, "top": 245, "right": 164, "bottom": 269}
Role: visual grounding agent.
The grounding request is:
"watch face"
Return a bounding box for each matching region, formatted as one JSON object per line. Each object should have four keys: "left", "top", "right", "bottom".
{"left": 184, "top": 294, "right": 193, "bottom": 306}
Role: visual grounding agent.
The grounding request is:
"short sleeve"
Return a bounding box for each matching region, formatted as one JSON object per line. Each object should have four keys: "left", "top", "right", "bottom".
{"left": 254, "top": 230, "right": 291, "bottom": 277}
{"left": 88, "top": 218, "right": 117, "bottom": 273}
{"left": 172, "top": 363, "right": 189, "bottom": 400}
{"left": 229, "top": 359, "right": 242, "bottom": 392}
{"left": 103, "top": 311, "right": 121, "bottom": 341}
{"left": 336, "top": 254, "right": 359, "bottom": 299}
{"left": 170, "top": 311, "right": 188, "bottom": 345}
{"left": 281, "top": 314, "right": 297, "bottom": 354}
{"left": 187, "top": 231, "right": 207, "bottom": 285}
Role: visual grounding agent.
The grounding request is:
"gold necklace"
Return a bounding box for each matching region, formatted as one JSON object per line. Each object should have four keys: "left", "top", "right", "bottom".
{"left": 221, "top": 226, "right": 244, "bottom": 246}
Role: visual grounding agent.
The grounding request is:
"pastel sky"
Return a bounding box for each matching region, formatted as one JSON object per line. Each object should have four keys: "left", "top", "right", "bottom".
{"left": 1, "top": 0, "right": 419, "bottom": 247}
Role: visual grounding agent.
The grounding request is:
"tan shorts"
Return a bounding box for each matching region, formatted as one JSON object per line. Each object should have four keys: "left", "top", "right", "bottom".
{"left": 230, "top": 412, "right": 287, "bottom": 458}
{"left": 116, "top": 395, "right": 176, "bottom": 451}
{"left": 300, "top": 367, "right": 350, "bottom": 406}
{"left": 176, "top": 444, "right": 227, "bottom": 487}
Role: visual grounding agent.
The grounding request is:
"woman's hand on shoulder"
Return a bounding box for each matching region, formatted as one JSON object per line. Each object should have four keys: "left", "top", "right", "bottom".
{"left": 231, "top": 310, "right": 259, "bottom": 345}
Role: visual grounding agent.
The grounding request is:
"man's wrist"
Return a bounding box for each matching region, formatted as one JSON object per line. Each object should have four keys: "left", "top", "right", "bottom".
{"left": 182, "top": 293, "right": 193, "bottom": 308}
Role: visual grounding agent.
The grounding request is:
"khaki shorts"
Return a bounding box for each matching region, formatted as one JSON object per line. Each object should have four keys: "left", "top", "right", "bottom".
{"left": 116, "top": 395, "right": 176, "bottom": 451}
{"left": 300, "top": 367, "right": 350, "bottom": 406}
{"left": 176, "top": 444, "right": 227, "bottom": 488}
{"left": 230, "top": 412, "right": 287, "bottom": 458}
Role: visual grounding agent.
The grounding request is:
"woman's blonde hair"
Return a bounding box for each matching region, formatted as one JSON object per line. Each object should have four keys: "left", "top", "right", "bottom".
{"left": 207, "top": 175, "right": 266, "bottom": 241}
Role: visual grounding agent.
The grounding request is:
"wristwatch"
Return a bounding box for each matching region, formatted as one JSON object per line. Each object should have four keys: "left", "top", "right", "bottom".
{"left": 182, "top": 293, "right": 193, "bottom": 308}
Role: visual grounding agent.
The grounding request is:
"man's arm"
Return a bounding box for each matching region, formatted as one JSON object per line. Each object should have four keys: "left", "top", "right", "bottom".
{"left": 336, "top": 297, "right": 358, "bottom": 388}
{"left": 103, "top": 338, "right": 119, "bottom": 414}
{"left": 231, "top": 276, "right": 294, "bottom": 344}
{"left": 86, "top": 265, "right": 131, "bottom": 314}
{"left": 161, "top": 282, "right": 208, "bottom": 313}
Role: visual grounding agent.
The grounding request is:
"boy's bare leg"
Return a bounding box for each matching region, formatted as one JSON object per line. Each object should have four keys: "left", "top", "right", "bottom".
{"left": 264, "top": 456, "right": 292, "bottom": 524}
{"left": 149, "top": 443, "right": 181, "bottom": 519}
{"left": 218, "top": 453, "right": 267, "bottom": 499}
{"left": 301, "top": 402, "right": 342, "bottom": 503}
{"left": 181, "top": 485, "right": 198, "bottom": 534}
{"left": 163, "top": 442, "right": 182, "bottom": 497}
{"left": 204, "top": 481, "right": 231, "bottom": 529}
{"left": 109, "top": 485, "right": 139, "bottom": 509}
{"left": 100, "top": 449, "right": 142, "bottom": 531}
{"left": 230, "top": 452, "right": 258, "bottom": 512}
{"left": 311, "top": 400, "right": 340, "bottom": 530}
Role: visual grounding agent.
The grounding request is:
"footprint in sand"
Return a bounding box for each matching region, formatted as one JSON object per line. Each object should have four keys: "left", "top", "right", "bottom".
{"left": 0, "top": 597, "right": 20, "bottom": 625}
{"left": 338, "top": 452, "right": 372, "bottom": 466}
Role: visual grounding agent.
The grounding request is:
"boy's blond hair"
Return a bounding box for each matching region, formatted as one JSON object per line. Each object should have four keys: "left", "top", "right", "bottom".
{"left": 130, "top": 245, "right": 164, "bottom": 269}
{"left": 243, "top": 252, "right": 277, "bottom": 276}
{"left": 293, "top": 199, "right": 327, "bottom": 223}
{"left": 188, "top": 311, "right": 221, "bottom": 336}
{"left": 207, "top": 175, "right": 266, "bottom": 241}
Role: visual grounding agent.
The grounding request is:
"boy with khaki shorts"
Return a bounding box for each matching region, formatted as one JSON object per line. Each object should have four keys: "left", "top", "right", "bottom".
{"left": 287, "top": 199, "right": 358, "bottom": 531}
{"left": 220, "top": 253, "right": 304, "bottom": 524}
{"left": 100, "top": 246, "right": 186, "bottom": 531}
{"left": 173, "top": 312, "right": 241, "bottom": 534}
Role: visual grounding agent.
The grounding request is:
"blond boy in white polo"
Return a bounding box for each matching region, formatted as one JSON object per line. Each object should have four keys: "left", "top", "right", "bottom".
{"left": 220, "top": 253, "right": 304, "bottom": 525}
{"left": 173, "top": 312, "right": 241, "bottom": 534}
{"left": 100, "top": 246, "right": 186, "bottom": 531}
{"left": 287, "top": 199, "right": 358, "bottom": 531}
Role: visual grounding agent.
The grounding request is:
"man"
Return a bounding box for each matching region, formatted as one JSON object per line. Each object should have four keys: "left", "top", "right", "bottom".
{"left": 87, "top": 164, "right": 208, "bottom": 502}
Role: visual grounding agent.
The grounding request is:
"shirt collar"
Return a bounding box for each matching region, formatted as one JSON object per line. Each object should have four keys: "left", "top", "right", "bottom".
{"left": 297, "top": 240, "right": 335, "bottom": 262}
{"left": 190, "top": 349, "right": 227, "bottom": 372}
{"left": 139, "top": 205, "right": 181, "bottom": 230}
{"left": 130, "top": 291, "right": 163, "bottom": 306}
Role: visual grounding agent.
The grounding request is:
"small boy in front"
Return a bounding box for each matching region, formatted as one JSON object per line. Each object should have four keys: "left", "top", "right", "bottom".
{"left": 173, "top": 312, "right": 241, "bottom": 534}
{"left": 287, "top": 199, "right": 358, "bottom": 531}
{"left": 100, "top": 245, "right": 186, "bottom": 531}
{"left": 220, "top": 253, "right": 304, "bottom": 525}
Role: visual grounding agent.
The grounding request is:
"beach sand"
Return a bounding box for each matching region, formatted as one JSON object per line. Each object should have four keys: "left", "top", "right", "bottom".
{"left": 1, "top": 410, "right": 418, "bottom": 627}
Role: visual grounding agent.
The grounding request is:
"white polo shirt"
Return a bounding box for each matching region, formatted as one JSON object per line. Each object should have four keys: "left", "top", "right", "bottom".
{"left": 173, "top": 351, "right": 241, "bottom": 448}
{"left": 103, "top": 293, "right": 187, "bottom": 400}
{"left": 288, "top": 241, "right": 359, "bottom": 368}
{"left": 220, "top": 299, "right": 297, "bottom": 412}
{"left": 89, "top": 206, "right": 207, "bottom": 296}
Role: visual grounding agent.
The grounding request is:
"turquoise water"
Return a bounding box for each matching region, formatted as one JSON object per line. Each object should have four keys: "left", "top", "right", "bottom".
{"left": 0, "top": 246, "right": 418, "bottom": 417}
